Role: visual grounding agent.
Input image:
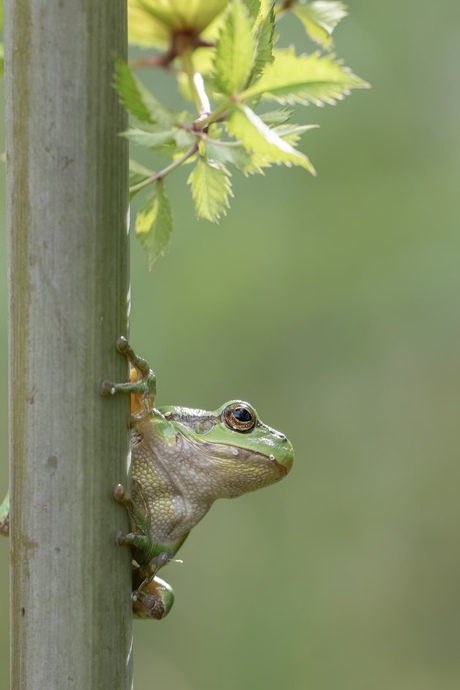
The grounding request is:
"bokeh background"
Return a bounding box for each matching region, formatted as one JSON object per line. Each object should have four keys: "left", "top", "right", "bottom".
{"left": 1, "top": 1, "right": 460, "bottom": 688}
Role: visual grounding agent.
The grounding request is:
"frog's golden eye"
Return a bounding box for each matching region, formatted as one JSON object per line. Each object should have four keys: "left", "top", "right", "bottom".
{"left": 223, "top": 403, "right": 257, "bottom": 433}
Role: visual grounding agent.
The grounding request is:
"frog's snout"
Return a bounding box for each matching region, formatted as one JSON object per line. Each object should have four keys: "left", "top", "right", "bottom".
{"left": 275, "top": 438, "right": 294, "bottom": 477}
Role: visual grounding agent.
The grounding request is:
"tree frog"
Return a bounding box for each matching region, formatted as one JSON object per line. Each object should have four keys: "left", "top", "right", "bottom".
{"left": 101, "top": 337, "right": 294, "bottom": 619}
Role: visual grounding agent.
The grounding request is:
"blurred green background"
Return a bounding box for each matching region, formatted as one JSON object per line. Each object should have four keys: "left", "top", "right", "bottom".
{"left": 1, "top": 1, "right": 460, "bottom": 688}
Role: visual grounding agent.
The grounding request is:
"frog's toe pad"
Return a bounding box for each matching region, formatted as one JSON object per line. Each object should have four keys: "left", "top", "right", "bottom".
{"left": 100, "top": 380, "right": 117, "bottom": 396}
{"left": 113, "top": 483, "right": 127, "bottom": 502}
{"left": 116, "top": 336, "right": 130, "bottom": 354}
{"left": 115, "top": 530, "right": 127, "bottom": 546}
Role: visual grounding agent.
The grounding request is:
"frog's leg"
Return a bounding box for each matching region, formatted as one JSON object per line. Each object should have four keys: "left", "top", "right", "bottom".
{"left": 113, "top": 483, "right": 189, "bottom": 562}
{"left": 0, "top": 492, "right": 9, "bottom": 537}
{"left": 131, "top": 538, "right": 188, "bottom": 619}
{"left": 114, "top": 483, "right": 188, "bottom": 618}
{"left": 114, "top": 482, "right": 188, "bottom": 563}
{"left": 131, "top": 531, "right": 188, "bottom": 617}
{"left": 113, "top": 483, "right": 166, "bottom": 564}
{"left": 101, "top": 337, "right": 156, "bottom": 423}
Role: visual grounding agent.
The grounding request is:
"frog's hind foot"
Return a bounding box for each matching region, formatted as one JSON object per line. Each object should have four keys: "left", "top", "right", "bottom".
{"left": 131, "top": 554, "right": 174, "bottom": 619}
{"left": 131, "top": 576, "right": 175, "bottom": 620}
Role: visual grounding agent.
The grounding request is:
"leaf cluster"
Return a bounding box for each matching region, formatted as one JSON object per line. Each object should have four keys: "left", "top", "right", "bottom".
{"left": 116, "top": 0, "right": 369, "bottom": 264}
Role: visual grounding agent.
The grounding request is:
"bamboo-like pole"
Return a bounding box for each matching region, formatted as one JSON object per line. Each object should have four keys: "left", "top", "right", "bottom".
{"left": 4, "top": 1, "right": 132, "bottom": 687}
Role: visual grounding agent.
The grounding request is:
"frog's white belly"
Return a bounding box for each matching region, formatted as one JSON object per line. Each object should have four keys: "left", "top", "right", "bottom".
{"left": 132, "top": 432, "right": 214, "bottom": 543}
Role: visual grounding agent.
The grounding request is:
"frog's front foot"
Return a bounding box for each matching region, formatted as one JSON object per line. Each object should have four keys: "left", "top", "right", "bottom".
{"left": 115, "top": 337, "right": 153, "bottom": 385}
{"left": 101, "top": 337, "right": 157, "bottom": 422}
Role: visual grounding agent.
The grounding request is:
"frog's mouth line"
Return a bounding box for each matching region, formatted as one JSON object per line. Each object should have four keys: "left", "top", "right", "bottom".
{"left": 274, "top": 460, "right": 289, "bottom": 477}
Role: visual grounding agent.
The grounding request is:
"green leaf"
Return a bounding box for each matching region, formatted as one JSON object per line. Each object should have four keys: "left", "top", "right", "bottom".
{"left": 259, "top": 108, "right": 294, "bottom": 126}
{"left": 129, "top": 159, "right": 154, "bottom": 199}
{"left": 204, "top": 139, "right": 262, "bottom": 175}
{"left": 241, "top": 49, "right": 370, "bottom": 106}
{"left": 226, "top": 104, "right": 316, "bottom": 173}
{"left": 135, "top": 182, "right": 173, "bottom": 265}
{"left": 173, "top": 127, "right": 196, "bottom": 151}
{"left": 121, "top": 127, "right": 176, "bottom": 149}
{"left": 214, "top": 0, "right": 255, "bottom": 95}
{"left": 0, "top": 44, "right": 3, "bottom": 78}
{"left": 114, "top": 59, "right": 174, "bottom": 126}
{"left": 293, "top": 1, "right": 348, "bottom": 49}
{"left": 188, "top": 157, "right": 233, "bottom": 222}
{"left": 252, "top": 5, "right": 275, "bottom": 81}
{"left": 243, "top": 0, "right": 260, "bottom": 21}
{"left": 273, "top": 123, "right": 319, "bottom": 147}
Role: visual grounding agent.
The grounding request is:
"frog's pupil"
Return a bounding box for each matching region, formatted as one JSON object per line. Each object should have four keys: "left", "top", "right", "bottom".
{"left": 233, "top": 407, "right": 252, "bottom": 422}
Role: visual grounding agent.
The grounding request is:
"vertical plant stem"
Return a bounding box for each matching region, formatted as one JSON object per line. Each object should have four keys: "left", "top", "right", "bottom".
{"left": 4, "top": 1, "right": 132, "bottom": 688}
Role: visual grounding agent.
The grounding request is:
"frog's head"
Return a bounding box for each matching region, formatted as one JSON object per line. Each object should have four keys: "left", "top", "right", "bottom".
{"left": 160, "top": 400, "right": 294, "bottom": 499}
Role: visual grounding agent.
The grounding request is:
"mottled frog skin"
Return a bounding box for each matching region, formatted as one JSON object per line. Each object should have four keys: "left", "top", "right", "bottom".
{"left": 130, "top": 401, "right": 293, "bottom": 545}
